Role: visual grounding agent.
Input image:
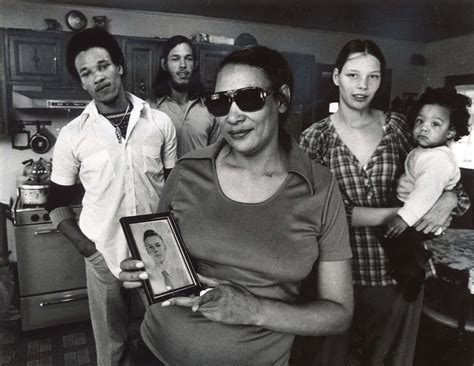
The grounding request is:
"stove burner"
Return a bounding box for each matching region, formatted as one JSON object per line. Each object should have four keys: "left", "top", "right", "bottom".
{"left": 13, "top": 196, "right": 81, "bottom": 226}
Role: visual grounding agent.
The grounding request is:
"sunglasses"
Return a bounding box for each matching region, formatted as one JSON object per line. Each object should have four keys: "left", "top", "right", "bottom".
{"left": 205, "top": 87, "right": 274, "bottom": 117}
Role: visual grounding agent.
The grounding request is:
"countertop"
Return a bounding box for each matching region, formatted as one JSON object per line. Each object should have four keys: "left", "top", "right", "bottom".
{"left": 426, "top": 229, "right": 474, "bottom": 293}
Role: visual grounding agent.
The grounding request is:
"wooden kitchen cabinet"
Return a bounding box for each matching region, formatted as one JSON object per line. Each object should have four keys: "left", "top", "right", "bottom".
{"left": 125, "top": 38, "right": 164, "bottom": 101}
{"left": 0, "top": 28, "right": 7, "bottom": 136}
{"left": 7, "top": 30, "right": 63, "bottom": 83}
{"left": 61, "top": 32, "right": 80, "bottom": 88}
{"left": 0, "top": 27, "right": 330, "bottom": 141}
{"left": 281, "top": 52, "right": 315, "bottom": 107}
{"left": 198, "top": 43, "right": 235, "bottom": 93}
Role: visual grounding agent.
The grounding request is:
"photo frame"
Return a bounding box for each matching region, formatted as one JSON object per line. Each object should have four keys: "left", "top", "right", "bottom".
{"left": 120, "top": 212, "right": 201, "bottom": 304}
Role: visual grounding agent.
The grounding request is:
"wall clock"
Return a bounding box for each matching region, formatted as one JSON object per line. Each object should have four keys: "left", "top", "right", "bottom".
{"left": 66, "top": 10, "right": 87, "bottom": 31}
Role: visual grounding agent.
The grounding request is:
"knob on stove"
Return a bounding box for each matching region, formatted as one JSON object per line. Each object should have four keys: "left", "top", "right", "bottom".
{"left": 30, "top": 214, "right": 40, "bottom": 222}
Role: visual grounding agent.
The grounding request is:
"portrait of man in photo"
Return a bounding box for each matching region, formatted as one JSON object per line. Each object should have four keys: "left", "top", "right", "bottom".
{"left": 141, "top": 227, "right": 193, "bottom": 294}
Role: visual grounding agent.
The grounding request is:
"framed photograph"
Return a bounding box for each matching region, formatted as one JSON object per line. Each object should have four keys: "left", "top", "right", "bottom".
{"left": 120, "top": 212, "right": 201, "bottom": 304}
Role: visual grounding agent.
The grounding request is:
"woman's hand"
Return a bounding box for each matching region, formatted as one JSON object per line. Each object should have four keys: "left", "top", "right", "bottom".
{"left": 415, "top": 191, "right": 456, "bottom": 234}
{"left": 162, "top": 274, "right": 261, "bottom": 326}
{"left": 385, "top": 215, "right": 408, "bottom": 238}
{"left": 119, "top": 258, "right": 148, "bottom": 289}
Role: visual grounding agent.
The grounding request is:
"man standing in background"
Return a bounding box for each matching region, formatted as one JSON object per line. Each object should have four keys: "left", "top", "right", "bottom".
{"left": 148, "top": 35, "right": 220, "bottom": 158}
{"left": 46, "top": 28, "right": 176, "bottom": 365}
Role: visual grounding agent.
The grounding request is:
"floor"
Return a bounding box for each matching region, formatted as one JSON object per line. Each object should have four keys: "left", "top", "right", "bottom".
{"left": 0, "top": 317, "right": 155, "bottom": 366}
{"left": 0, "top": 319, "right": 98, "bottom": 366}
{"left": 414, "top": 314, "right": 474, "bottom": 366}
{"left": 1, "top": 314, "right": 472, "bottom": 366}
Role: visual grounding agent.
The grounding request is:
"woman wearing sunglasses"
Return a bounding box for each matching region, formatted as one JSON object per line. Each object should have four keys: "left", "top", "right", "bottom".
{"left": 300, "top": 39, "right": 470, "bottom": 365}
{"left": 119, "top": 45, "right": 353, "bottom": 365}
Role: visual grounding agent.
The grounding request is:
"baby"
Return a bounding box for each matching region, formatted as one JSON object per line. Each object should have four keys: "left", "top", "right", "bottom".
{"left": 381, "top": 86, "right": 471, "bottom": 301}
{"left": 387, "top": 86, "right": 471, "bottom": 238}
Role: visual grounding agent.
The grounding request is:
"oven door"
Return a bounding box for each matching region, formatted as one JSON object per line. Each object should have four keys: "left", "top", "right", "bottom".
{"left": 15, "top": 223, "right": 87, "bottom": 296}
{"left": 20, "top": 288, "right": 89, "bottom": 331}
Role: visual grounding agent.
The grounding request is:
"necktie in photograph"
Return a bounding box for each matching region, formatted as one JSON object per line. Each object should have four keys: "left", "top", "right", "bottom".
{"left": 162, "top": 270, "right": 173, "bottom": 290}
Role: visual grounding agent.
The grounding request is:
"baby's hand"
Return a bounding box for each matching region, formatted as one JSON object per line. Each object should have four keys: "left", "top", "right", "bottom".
{"left": 385, "top": 216, "right": 409, "bottom": 238}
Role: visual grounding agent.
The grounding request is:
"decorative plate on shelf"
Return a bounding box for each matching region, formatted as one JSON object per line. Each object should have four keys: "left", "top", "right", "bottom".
{"left": 66, "top": 10, "right": 87, "bottom": 31}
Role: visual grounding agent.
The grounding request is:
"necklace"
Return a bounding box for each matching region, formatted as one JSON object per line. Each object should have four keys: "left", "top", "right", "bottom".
{"left": 109, "top": 103, "right": 131, "bottom": 144}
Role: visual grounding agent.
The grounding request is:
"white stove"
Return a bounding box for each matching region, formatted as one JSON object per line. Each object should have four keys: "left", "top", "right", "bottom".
{"left": 13, "top": 196, "right": 82, "bottom": 226}
{"left": 11, "top": 193, "right": 90, "bottom": 330}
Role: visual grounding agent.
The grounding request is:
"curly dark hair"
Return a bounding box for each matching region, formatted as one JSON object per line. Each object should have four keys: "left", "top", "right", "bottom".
{"left": 66, "top": 27, "right": 126, "bottom": 81}
{"left": 409, "top": 87, "right": 471, "bottom": 141}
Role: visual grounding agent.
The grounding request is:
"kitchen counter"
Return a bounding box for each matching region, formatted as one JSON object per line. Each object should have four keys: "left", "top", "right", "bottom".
{"left": 425, "top": 229, "right": 474, "bottom": 293}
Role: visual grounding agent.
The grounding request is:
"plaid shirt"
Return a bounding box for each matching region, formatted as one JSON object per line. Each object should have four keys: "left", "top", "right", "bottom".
{"left": 300, "top": 112, "right": 427, "bottom": 286}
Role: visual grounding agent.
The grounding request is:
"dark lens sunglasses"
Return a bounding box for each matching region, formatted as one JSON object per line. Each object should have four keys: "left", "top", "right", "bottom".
{"left": 205, "top": 87, "right": 274, "bottom": 117}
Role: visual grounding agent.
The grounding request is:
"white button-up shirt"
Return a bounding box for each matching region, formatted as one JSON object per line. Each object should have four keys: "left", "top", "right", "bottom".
{"left": 51, "top": 93, "right": 177, "bottom": 277}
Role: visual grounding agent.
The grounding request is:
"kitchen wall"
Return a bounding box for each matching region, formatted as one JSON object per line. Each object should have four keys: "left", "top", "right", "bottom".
{"left": 423, "top": 34, "right": 474, "bottom": 88}
{"left": 0, "top": 110, "right": 81, "bottom": 204}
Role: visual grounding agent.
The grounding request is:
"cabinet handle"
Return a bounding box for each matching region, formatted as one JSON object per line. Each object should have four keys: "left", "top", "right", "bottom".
{"left": 40, "top": 294, "right": 88, "bottom": 307}
{"left": 32, "top": 48, "right": 41, "bottom": 71}
{"left": 34, "top": 228, "right": 60, "bottom": 235}
{"left": 139, "top": 80, "right": 146, "bottom": 95}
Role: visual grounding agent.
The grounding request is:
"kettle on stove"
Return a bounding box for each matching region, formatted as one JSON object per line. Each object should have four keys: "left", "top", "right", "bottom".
{"left": 19, "top": 158, "right": 51, "bottom": 205}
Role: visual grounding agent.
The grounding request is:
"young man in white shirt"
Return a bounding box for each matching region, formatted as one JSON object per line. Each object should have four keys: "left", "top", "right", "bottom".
{"left": 46, "top": 28, "right": 177, "bottom": 366}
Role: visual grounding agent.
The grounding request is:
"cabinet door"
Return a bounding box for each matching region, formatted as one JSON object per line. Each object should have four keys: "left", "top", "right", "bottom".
{"left": 0, "top": 29, "right": 7, "bottom": 135}
{"left": 8, "top": 32, "right": 62, "bottom": 82}
{"left": 199, "top": 44, "right": 234, "bottom": 93}
{"left": 282, "top": 52, "right": 316, "bottom": 136}
{"left": 61, "top": 33, "right": 81, "bottom": 88}
{"left": 282, "top": 52, "right": 315, "bottom": 107}
{"left": 15, "top": 224, "right": 87, "bottom": 296}
{"left": 125, "top": 40, "right": 159, "bottom": 101}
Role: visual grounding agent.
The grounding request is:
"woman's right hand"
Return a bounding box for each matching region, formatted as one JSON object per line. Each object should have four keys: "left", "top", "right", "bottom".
{"left": 119, "top": 258, "right": 148, "bottom": 289}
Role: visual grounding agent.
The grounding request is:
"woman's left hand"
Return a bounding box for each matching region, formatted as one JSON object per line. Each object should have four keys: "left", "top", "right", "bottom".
{"left": 415, "top": 191, "right": 456, "bottom": 234}
{"left": 162, "top": 274, "right": 261, "bottom": 325}
{"left": 415, "top": 211, "right": 452, "bottom": 235}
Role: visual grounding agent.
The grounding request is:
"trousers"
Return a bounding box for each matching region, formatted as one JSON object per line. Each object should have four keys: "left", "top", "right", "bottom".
{"left": 313, "top": 285, "right": 423, "bottom": 366}
{"left": 85, "top": 251, "right": 132, "bottom": 366}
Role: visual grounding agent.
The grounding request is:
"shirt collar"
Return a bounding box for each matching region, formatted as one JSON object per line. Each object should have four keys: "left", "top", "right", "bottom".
{"left": 181, "top": 138, "right": 316, "bottom": 194}
{"left": 80, "top": 92, "right": 149, "bottom": 122}
{"left": 156, "top": 95, "right": 204, "bottom": 107}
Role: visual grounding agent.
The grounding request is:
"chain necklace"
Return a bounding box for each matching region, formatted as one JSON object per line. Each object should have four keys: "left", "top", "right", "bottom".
{"left": 109, "top": 102, "right": 131, "bottom": 144}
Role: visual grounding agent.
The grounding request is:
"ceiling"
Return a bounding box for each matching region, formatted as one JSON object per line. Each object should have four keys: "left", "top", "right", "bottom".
{"left": 39, "top": 0, "right": 473, "bottom": 42}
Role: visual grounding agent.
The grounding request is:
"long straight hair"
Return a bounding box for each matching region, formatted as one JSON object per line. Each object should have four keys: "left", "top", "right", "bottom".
{"left": 334, "top": 39, "right": 386, "bottom": 81}
{"left": 152, "top": 35, "right": 205, "bottom": 99}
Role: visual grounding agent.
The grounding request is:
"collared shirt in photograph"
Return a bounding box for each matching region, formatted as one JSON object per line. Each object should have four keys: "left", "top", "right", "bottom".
{"left": 51, "top": 93, "right": 177, "bottom": 277}
{"left": 149, "top": 96, "right": 221, "bottom": 158}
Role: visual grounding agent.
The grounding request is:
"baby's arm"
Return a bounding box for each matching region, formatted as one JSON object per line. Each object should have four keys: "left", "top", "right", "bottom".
{"left": 397, "top": 149, "right": 459, "bottom": 228}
